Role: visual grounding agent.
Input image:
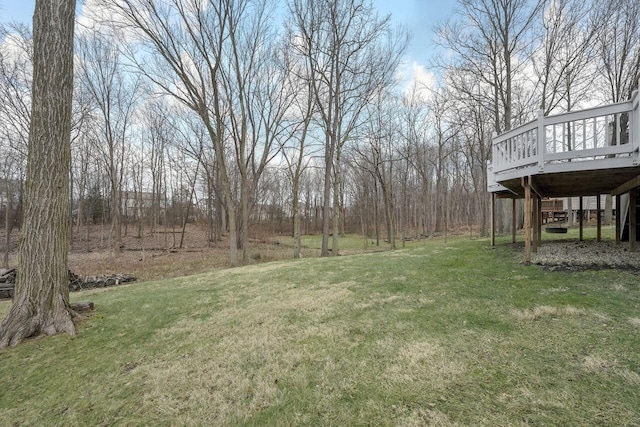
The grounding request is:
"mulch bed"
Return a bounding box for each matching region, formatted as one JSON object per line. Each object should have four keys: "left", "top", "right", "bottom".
{"left": 529, "top": 240, "right": 640, "bottom": 272}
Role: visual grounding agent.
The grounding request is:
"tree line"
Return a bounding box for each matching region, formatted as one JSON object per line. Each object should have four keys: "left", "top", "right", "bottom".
{"left": 1, "top": 0, "right": 638, "bottom": 266}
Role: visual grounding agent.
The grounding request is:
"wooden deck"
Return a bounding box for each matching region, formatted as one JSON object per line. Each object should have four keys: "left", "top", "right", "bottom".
{"left": 487, "top": 91, "right": 640, "bottom": 260}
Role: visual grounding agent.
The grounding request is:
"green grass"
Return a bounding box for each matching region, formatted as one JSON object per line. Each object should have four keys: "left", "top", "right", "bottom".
{"left": 1, "top": 236, "right": 640, "bottom": 426}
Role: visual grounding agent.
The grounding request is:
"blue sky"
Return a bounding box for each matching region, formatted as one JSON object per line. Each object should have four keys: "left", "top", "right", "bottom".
{"left": 0, "top": 1, "right": 455, "bottom": 32}
{"left": 0, "top": 1, "right": 33, "bottom": 24}
{"left": 0, "top": 0, "right": 456, "bottom": 87}
{"left": 374, "top": 0, "right": 456, "bottom": 57}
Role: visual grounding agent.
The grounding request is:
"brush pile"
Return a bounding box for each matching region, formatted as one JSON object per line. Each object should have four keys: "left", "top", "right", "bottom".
{"left": 0, "top": 269, "right": 136, "bottom": 299}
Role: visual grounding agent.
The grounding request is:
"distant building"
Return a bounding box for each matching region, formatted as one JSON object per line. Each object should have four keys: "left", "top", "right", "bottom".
{"left": 565, "top": 195, "right": 616, "bottom": 212}
{"left": 120, "top": 191, "right": 167, "bottom": 218}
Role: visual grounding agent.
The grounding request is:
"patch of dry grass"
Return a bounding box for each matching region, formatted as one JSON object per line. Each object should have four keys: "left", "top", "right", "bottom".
{"left": 396, "top": 407, "right": 459, "bottom": 427}
{"left": 110, "top": 275, "right": 357, "bottom": 424}
{"left": 511, "top": 305, "right": 586, "bottom": 321}
{"left": 2, "top": 236, "right": 640, "bottom": 425}
{"left": 582, "top": 354, "right": 640, "bottom": 386}
{"left": 628, "top": 317, "right": 640, "bottom": 327}
{"left": 383, "top": 339, "right": 465, "bottom": 387}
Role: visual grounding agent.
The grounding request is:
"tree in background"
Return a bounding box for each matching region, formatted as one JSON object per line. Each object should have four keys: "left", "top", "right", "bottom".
{"left": 596, "top": 0, "right": 640, "bottom": 104}
{"left": 353, "top": 90, "right": 402, "bottom": 248}
{"left": 0, "top": 24, "right": 31, "bottom": 267}
{"left": 288, "top": 0, "right": 407, "bottom": 256}
{"left": 436, "top": 0, "right": 543, "bottom": 234}
{"left": 76, "top": 30, "right": 141, "bottom": 256}
{"left": 96, "top": 0, "right": 287, "bottom": 266}
{"left": 0, "top": 0, "right": 76, "bottom": 348}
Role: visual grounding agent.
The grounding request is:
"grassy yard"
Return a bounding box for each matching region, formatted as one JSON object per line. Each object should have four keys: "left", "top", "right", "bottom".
{"left": 1, "top": 236, "right": 639, "bottom": 426}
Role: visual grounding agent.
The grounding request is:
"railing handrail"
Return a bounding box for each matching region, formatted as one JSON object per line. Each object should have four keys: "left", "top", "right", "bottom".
{"left": 492, "top": 98, "right": 634, "bottom": 149}
{"left": 490, "top": 91, "right": 639, "bottom": 179}
{"left": 544, "top": 100, "right": 632, "bottom": 126}
{"left": 493, "top": 120, "right": 536, "bottom": 145}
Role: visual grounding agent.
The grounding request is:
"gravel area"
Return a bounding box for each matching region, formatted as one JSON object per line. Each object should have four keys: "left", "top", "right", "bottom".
{"left": 531, "top": 240, "right": 640, "bottom": 271}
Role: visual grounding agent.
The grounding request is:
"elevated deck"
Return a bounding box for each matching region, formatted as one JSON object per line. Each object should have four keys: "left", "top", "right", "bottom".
{"left": 488, "top": 91, "right": 639, "bottom": 198}
{"left": 487, "top": 91, "right": 640, "bottom": 260}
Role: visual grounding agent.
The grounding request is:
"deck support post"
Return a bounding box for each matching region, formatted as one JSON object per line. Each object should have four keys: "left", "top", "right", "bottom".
{"left": 596, "top": 194, "right": 602, "bottom": 242}
{"left": 523, "top": 177, "right": 531, "bottom": 264}
{"left": 537, "top": 195, "right": 542, "bottom": 249}
{"left": 537, "top": 110, "right": 545, "bottom": 171}
{"left": 616, "top": 194, "right": 621, "bottom": 244}
{"left": 511, "top": 198, "right": 516, "bottom": 243}
{"left": 491, "top": 193, "right": 496, "bottom": 246}
{"left": 532, "top": 196, "right": 539, "bottom": 253}
{"left": 579, "top": 196, "right": 584, "bottom": 242}
{"left": 630, "top": 190, "right": 637, "bottom": 252}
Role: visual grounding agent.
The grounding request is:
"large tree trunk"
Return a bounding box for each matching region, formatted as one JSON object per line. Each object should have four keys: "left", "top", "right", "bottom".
{"left": 240, "top": 177, "right": 249, "bottom": 264}
{"left": 321, "top": 132, "right": 333, "bottom": 257}
{"left": 0, "top": 0, "right": 76, "bottom": 348}
{"left": 435, "top": 165, "right": 444, "bottom": 232}
{"left": 3, "top": 182, "right": 13, "bottom": 269}
{"left": 292, "top": 174, "right": 302, "bottom": 259}
{"left": 227, "top": 203, "right": 238, "bottom": 267}
{"left": 109, "top": 181, "right": 121, "bottom": 256}
{"left": 380, "top": 180, "right": 395, "bottom": 249}
{"left": 331, "top": 155, "right": 341, "bottom": 257}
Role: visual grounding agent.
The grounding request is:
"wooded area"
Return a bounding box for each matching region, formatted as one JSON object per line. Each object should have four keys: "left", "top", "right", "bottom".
{"left": 0, "top": 0, "right": 638, "bottom": 266}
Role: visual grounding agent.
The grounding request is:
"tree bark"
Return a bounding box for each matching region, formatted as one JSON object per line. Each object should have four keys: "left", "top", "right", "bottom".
{"left": 321, "top": 132, "right": 333, "bottom": 256}
{"left": 331, "top": 149, "right": 341, "bottom": 256}
{"left": 3, "top": 181, "right": 13, "bottom": 269}
{"left": 0, "top": 0, "right": 76, "bottom": 348}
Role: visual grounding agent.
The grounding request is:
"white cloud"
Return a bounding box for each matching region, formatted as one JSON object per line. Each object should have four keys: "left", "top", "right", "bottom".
{"left": 76, "top": 0, "right": 111, "bottom": 35}
{"left": 397, "top": 60, "right": 435, "bottom": 103}
{"left": 0, "top": 28, "right": 31, "bottom": 64}
{"left": 76, "top": 0, "right": 141, "bottom": 42}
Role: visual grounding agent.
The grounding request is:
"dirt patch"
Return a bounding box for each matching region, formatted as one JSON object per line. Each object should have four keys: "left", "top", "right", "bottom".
{"left": 511, "top": 305, "right": 586, "bottom": 321}
{"left": 0, "top": 224, "right": 301, "bottom": 283}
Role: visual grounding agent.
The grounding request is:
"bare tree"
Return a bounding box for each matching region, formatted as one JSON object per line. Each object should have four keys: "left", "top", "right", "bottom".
{"left": 592, "top": 0, "right": 640, "bottom": 224}
{"left": 353, "top": 90, "right": 402, "bottom": 248}
{"left": 437, "top": 0, "right": 544, "bottom": 133}
{"left": 0, "top": 0, "right": 76, "bottom": 348}
{"left": 0, "top": 24, "right": 31, "bottom": 266}
{"left": 400, "top": 83, "right": 434, "bottom": 237}
{"left": 450, "top": 75, "right": 493, "bottom": 236}
{"left": 280, "top": 78, "right": 315, "bottom": 257}
{"left": 93, "top": 0, "right": 236, "bottom": 262}
{"left": 96, "top": 0, "right": 286, "bottom": 266}
{"left": 288, "top": 0, "right": 407, "bottom": 256}
{"left": 428, "top": 87, "right": 461, "bottom": 232}
{"left": 226, "top": 19, "right": 292, "bottom": 263}
{"left": 138, "top": 99, "right": 172, "bottom": 239}
{"left": 165, "top": 109, "right": 208, "bottom": 249}
{"left": 596, "top": 0, "right": 640, "bottom": 103}
{"left": 76, "top": 30, "right": 140, "bottom": 256}
{"left": 435, "top": 0, "right": 543, "bottom": 235}
{"left": 532, "top": 0, "right": 598, "bottom": 115}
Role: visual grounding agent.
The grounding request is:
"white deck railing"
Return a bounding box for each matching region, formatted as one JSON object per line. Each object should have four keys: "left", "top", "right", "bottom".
{"left": 490, "top": 91, "right": 639, "bottom": 182}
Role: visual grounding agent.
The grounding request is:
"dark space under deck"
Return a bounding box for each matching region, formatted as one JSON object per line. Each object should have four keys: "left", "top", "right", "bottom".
{"left": 493, "top": 166, "right": 640, "bottom": 199}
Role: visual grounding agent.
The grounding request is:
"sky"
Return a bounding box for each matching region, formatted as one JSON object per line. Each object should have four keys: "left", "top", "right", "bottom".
{"left": 0, "top": 0, "right": 457, "bottom": 88}
{"left": 374, "top": 0, "right": 456, "bottom": 58}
